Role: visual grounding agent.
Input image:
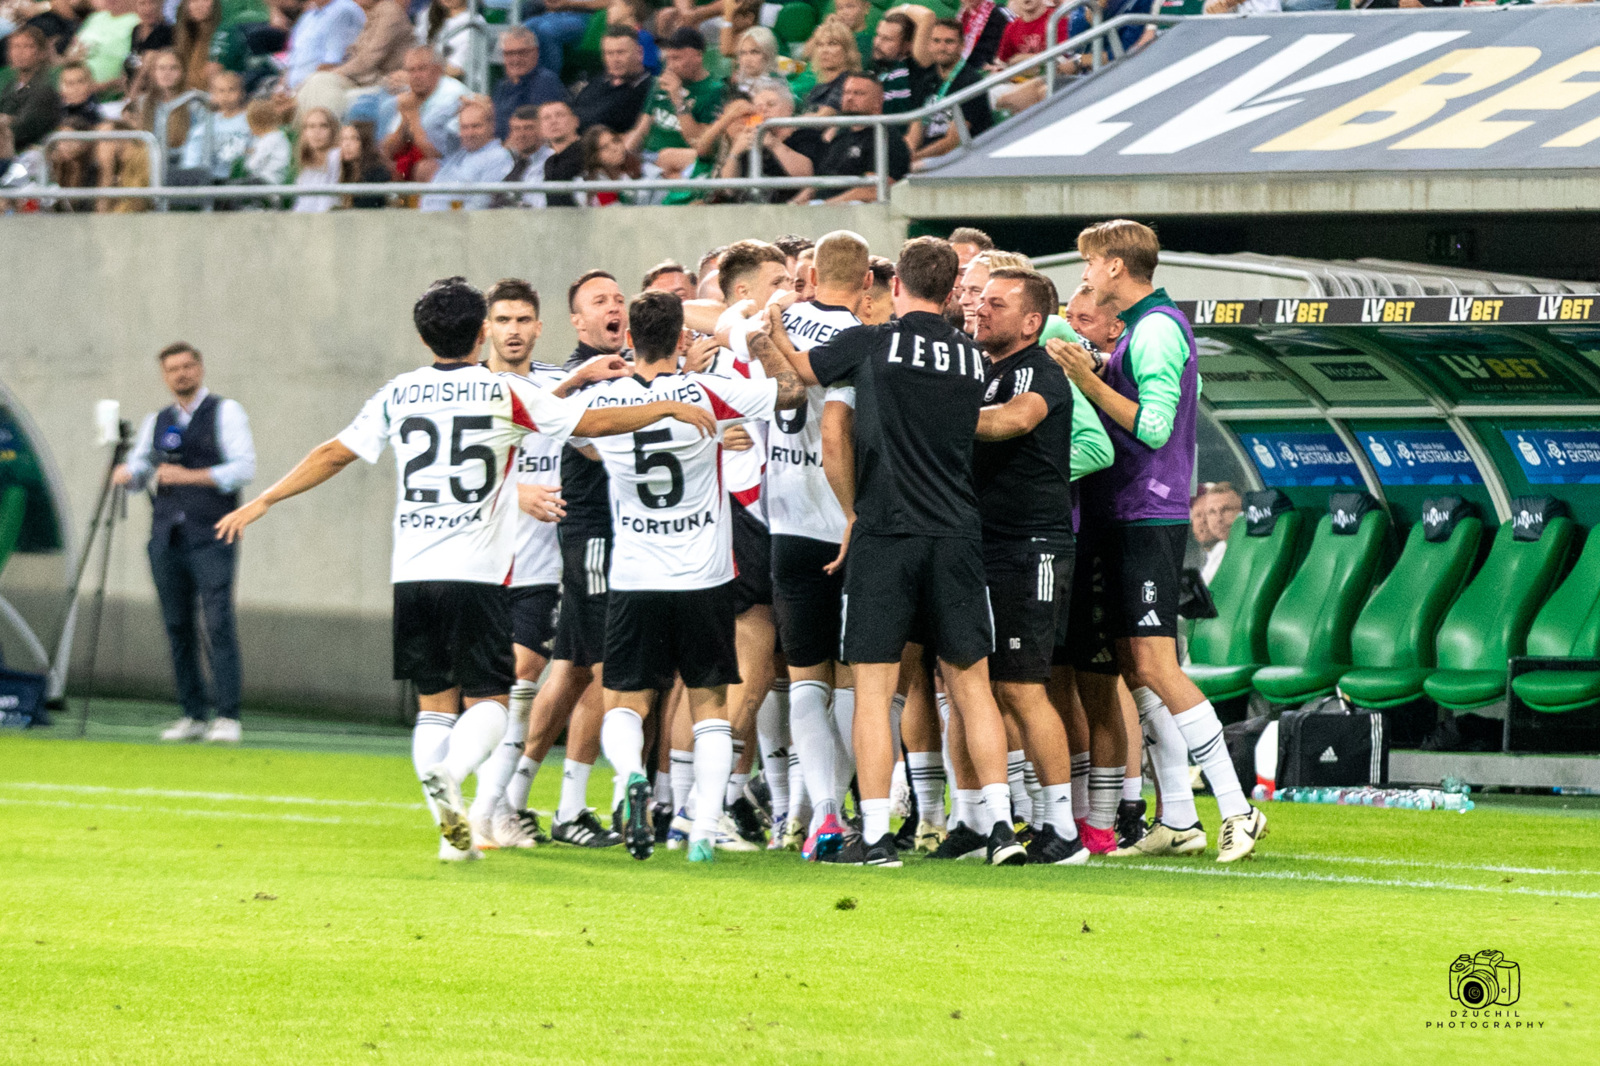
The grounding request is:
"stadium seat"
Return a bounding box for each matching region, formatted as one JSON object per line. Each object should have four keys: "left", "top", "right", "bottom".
{"left": 1509, "top": 530, "right": 1600, "bottom": 714}
{"left": 774, "top": 4, "right": 819, "bottom": 51}
{"left": 1248, "top": 492, "right": 1389, "bottom": 704}
{"left": 1322, "top": 499, "right": 1482, "bottom": 709}
{"left": 0, "top": 484, "right": 28, "bottom": 574}
{"left": 1413, "top": 498, "right": 1574, "bottom": 715}
{"left": 1184, "top": 490, "right": 1301, "bottom": 701}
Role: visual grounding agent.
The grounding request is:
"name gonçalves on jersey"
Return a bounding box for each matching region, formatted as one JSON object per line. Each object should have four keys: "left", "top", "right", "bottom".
{"left": 337, "top": 363, "right": 584, "bottom": 585}
{"left": 573, "top": 371, "right": 777, "bottom": 592}
{"left": 769, "top": 301, "right": 861, "bottom": 544}
{"left": 509, "top": 363, "right": 568, "bottom": 587}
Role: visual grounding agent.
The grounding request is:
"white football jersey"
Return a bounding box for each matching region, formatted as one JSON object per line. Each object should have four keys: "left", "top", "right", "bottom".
{"left": 710, "top": 349, "right": 769, "bottom": 522}
{"left": 769, "top": 301, "right": 862, "bottom": 543}
{"left": 338, "top": 363, "right": 584, "bottom": 585}
{"left": 509, "top": 363, "right": 568, "bottom": 587}
{"left": 575, "top": 371, "right": 778, "bottom": 591}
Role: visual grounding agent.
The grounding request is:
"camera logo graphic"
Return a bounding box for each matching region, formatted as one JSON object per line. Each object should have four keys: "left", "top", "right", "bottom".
{"left": 1449, "top": 949, "right": 1520, "bottom": 1007}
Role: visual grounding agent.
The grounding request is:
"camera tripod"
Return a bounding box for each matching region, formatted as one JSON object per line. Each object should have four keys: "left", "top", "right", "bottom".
{"left": 44, "top": 419, "right": 132, "bottom": 736}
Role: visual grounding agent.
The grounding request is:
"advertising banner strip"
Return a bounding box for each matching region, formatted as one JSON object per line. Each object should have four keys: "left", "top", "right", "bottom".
{"left": 1178, "top": 296, "right": 1600, "bottom": 328}
{"left": 930, "top": 10, "right": 1600, "bottom": 179}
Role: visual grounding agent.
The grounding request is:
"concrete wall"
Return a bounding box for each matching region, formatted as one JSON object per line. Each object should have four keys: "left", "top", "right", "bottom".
{"left": 0, "top": 204, "right": 907, "bottom": 716}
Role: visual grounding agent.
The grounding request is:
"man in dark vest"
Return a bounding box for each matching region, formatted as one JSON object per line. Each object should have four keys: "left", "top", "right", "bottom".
{"left": 114, "top": 343, "right": 256, "bottom": 742}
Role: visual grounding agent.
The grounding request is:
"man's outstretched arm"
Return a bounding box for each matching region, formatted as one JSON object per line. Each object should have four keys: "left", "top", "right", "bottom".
{"left": 573, "top": 401, "right": 718, "bottom": 439}
{"left": 215, "top": 439, "right": 359, "bottom": 543}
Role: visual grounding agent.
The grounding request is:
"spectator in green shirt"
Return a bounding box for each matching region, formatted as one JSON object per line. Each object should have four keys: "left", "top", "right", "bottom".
{"left": 70, "top": 0, "right": 141, "bottom": 91}
{"left": 624, "top": 25, "right": 722, "bottom": 180}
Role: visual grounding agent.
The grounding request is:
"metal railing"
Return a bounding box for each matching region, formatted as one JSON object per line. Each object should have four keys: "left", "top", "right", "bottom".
{"left": 1043, "top": 0, "right": 1099, "bottom": 94}
{"left": 749, "top": 13, "right": 1182, "bottom": 203}
{"left": 38, "top": 129, "right": 166, "bottom": 190}
{"left": 0, "top": 174, "right": 873, "bottom": 206}
{"left": 439, "top": 12, "right": 495, "bottom": 95}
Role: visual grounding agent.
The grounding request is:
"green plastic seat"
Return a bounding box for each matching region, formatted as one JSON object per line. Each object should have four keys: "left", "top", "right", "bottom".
{"left": 1183, "top": 493, "right": 1302, "bottom": 701}
{"left": 1280, "top": 510, "right": 1482, "bottom": 707}
{"left": 1420, "top": 515, "right": 1574, "bottom": 713}
{"left": 1511, "top": 531, "right": 1600, "bottom": 714}
{"left": 561, "top": 10, "right": 610, "bottom": 83}
{"left": 774, "top": 3, "right": 819, "bottom": 51}
{"left": 1247, "top": 503, "right": 1389, "bottom": 704}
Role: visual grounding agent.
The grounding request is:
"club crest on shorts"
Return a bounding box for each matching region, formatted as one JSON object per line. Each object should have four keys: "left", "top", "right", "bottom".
{"left": 1142, "top": 580, "right": 1157, "bottom": 604}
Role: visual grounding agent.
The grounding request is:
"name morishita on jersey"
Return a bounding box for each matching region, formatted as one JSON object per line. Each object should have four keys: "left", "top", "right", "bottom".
{"left": 337, "top": 362, "right": 586, "bottom": 585}
{"left": 769, "top": 300, "right": 861, "bottom": 544}
{"left": 573, "top": 371, "right": 777, "bottom": 591}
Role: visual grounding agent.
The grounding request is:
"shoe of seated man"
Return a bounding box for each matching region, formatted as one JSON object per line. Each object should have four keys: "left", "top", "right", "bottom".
{"left": 203, "top": 717, "right": 241, "bottom": 743}
{"left": 160, "top": 717, "right": 207, "bottom": 742}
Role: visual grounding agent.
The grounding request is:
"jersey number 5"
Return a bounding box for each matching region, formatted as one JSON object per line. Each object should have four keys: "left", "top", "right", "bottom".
{"left": 633, "top": 428, "right": 684, "bottom": 509}
{"left": 400, "top": 415, "right": 498, "bottom": 504}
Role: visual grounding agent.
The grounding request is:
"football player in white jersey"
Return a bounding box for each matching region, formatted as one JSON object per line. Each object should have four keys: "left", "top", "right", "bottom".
{"left": 215, "top": 277, "right": 716, "bottom": 860}
{"left": 767, "top": 230, "right": 873, "bottom": 862}
{"left": 686, "top": 240, "right": 795, "bottom": 849}
{"left": 466, "top": 279, "right": 611, "bottom": 850}
{"left": 584, "top": 289, "right": 806, "bottom": 863}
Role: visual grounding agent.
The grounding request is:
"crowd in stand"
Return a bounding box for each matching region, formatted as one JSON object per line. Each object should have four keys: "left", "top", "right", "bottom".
{"left": 0, "top": 0, "right": 1586, "bottom": 210}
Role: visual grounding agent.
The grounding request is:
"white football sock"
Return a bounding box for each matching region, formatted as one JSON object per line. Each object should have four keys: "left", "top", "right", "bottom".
{"left": 935, "top": 692, "right": 951, "bottom": 726}
{"left": 1087, "top": 765, "right": 1123, "bottom": 830}
{"left": 954, "top": 788, "right": 983, "bottom": 833}
{"left": 669, "top": 748, "right": 694, "bottom": 813}
{"left": 1173, "top": 699, "right": 1250, "bottom": 819}
{"left": 442, "top": 701, "right": 508, "bottom": 787}
{"left": 1006, "top": 750, "right": 1029, "bottom": 825}
{"left": 1039, "top": 783, "right": 1077, "bottom": 838}
{"left": 861, "top": 797, "right": 891, "bottom": 844}
{"left": 556, "top": 758, "right": 593, "bottom": 823}
{"left": 1024, "top": 761, "right": 1043, "bottom": 829}
{"left": 470, "top": 694, "right": 529, "bottom": 820}
{"left": 757, "top": 684, "right": 791, "bottom": 819}
{"left": 789, "top": 680, "right": 838, "bottom": 825}
{"left": 411, "top": 711, "right": 454, "bottom": 821}
{"left": 1134, "top": 686, "right": 1199, "bottom": 828}
{"left": 691, "top": 718, "right": 734, "bottom": 843}
{"left": 980, "top": 783, "right": 1011, "bottom": 835}
{"left": 787, "top": 749, "right": 809, "bottom": 818}
{"left": 830, "top": 686, "right": 856, "bottom": 799}
{"left": 907, "top": 750, "right": 946, "bottom": 827}
{"left": 724, "top": 771, "right": 750, "bottom": 809}
{"left": 506, "top": 755, "right": 539, "bottom": 812}
{"left": 652, "top": 770, "right": 672, "bottom": 806}
{"left": 1070, "top": 751, "right": 1090, "bottom": 820}
{"left": 599, "top": 709, "right": 645, "bottom": 783}
{"left": 1122, "top": 775, "right": 1143, "bottom": 802}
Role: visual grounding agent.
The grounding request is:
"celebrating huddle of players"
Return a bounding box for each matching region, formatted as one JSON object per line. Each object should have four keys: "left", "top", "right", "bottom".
{"left": 216, "top": 219, "right": 1269, "bottom": 869}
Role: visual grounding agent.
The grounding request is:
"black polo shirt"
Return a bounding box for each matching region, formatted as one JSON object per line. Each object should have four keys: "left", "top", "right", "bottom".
{"left": 808, "top": 312, "right": 987, "bottom": 540}
{"left": 815, "top": 125, "right": 911, "bottom": 182}
{"left": 972, "top": 343, "right": 1075, "bottom": 548}
{"left": 542, "top": 139, "right": 583, "bottom": 207}
{"left": 573, "top": 70, "right": 652, "bottom": 134}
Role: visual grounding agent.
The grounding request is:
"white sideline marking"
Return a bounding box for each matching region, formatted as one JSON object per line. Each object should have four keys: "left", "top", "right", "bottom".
{"left": 0, "top": 796, "right": 394, "bottom": 826}
{"left": 0, "top": 781, "right": 422, "bottom": 810}
{"left": 1114, "top": 862, "right": 1600, "bottom": 900}
{"left": 1274, "top": 852, "right": 1600, "bottom": 878}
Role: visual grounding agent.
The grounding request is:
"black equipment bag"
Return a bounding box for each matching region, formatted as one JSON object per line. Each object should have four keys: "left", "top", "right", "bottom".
{"left": 1277, "top": 696, "right": 1388, "bottom": 787}
{"left": 1223, "top": 715, "right": 1272, "bottom": 792}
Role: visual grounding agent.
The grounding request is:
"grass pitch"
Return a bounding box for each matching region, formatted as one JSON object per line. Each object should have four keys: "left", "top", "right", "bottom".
{"left": 2, "top": 712, "right": 1597, "bottom": 1065}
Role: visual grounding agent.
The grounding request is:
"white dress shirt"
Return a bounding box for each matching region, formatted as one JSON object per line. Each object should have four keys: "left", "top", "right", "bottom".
{"left": 125, "top": 387, "right": 257, "bottom": 494}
